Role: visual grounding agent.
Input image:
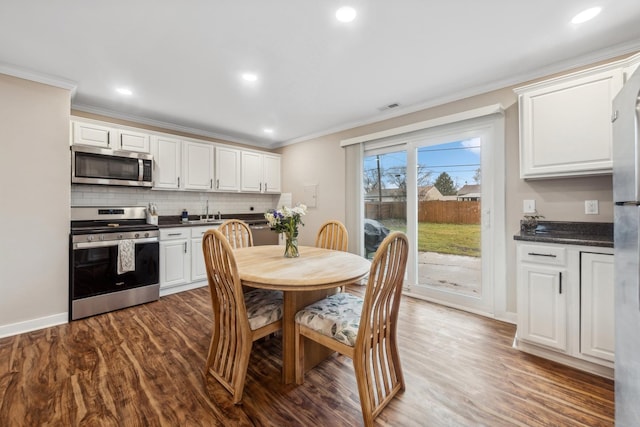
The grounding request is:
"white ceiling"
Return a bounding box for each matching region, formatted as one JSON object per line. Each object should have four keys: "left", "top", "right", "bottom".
{"left": 2, "top": 1, "right": 640, "bottom": 149}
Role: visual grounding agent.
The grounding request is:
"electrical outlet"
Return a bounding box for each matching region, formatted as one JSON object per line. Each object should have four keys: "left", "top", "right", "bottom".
{"left": 585, "top": 200, "right": 599, "bottom": 215}
{"left": 523, "top": 199, "right": 536, "bottom": 214}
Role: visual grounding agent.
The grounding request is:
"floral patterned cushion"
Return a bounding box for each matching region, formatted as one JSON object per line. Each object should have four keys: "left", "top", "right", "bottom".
{"left": 244, "top": 289, "right": 283, "bottom": 330}
{"left": 295, "top": 293, "right": 364, "bottom": 347}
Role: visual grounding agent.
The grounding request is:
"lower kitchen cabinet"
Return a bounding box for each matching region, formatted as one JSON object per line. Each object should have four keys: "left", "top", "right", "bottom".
{"left": 159, "top": 226, "right": 217, "bottom": 296}
{"left": 580, "top": 252, "right": 615, "bottom": 362}
{"left": 515, "top": 241, "right": 614, "bottom": 378}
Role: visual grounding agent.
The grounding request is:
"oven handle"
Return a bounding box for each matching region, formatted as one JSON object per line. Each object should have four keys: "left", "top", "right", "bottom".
{"left": 73, "top": 237, "right": 158, "bottom": 250}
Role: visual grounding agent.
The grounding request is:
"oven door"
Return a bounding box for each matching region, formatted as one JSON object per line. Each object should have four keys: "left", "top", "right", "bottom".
{"left": 71, "top": 237, "right": 159, "bottom": 300}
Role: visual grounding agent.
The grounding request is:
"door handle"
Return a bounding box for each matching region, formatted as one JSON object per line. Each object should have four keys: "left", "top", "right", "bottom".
{"left": 559, "top": 272, "right": 562, "bottom": 294}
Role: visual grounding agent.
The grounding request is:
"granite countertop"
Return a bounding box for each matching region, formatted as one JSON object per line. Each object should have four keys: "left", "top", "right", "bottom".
{"left": 157, "top": 213, "right": 268, "bottom": 228}
{"left": 513, "top": 221, "right": 613, "bottom": 248}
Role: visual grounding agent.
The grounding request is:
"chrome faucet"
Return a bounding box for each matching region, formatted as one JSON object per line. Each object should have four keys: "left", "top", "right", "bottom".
{"left": 205, "top": 200, "right": 210, "bottom": 220}
{"left": 217, "top": 210, "right": 222, "bottom": 220}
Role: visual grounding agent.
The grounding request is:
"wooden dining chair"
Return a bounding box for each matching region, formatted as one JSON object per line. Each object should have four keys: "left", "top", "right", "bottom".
{"left": 294, "top": 231, "right": 409, "bottom": 427}
{"left": 315, "top": 220, "right": 348, "bottom": 252}
{"left": 202, "top": 229, "right": 283, "bottom": 404}
{"left": 315, "top": 220, "right": 349, "bottom": 291}
{"left": 218, "top": 219, "right": 254, "bottom": 249}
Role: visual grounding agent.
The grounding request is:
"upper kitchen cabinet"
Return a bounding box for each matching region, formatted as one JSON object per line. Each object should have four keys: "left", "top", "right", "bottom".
{"left": 215, "top": 146, "right": 241, "bottom": 191}
{"left": 515, "top": 65, "right": 623, "bottom": 179}
{"left": 241, "top": 151, "right": 281, "bottom": 193}
{"left": 151, "top": 135, "right": 182, "bottom": 189}
{"left": 182, "top": 140, "right": 214, "bottom": 191}
{"left": 71, "top": 120, "right": 150, "bottom": 152}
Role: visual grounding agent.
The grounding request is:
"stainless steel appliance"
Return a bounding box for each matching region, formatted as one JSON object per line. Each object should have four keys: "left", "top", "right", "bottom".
{"left": 247, "top": 220, "right": 279, "bottom": 246}
{"left": 612, "top": 66, "right": 640, "bottom": 425}
{"left": 71, "top": 145, "right": 153, "bottom": 187}
{"left": 69, "top": 206, "right": 159, "bottom": 320}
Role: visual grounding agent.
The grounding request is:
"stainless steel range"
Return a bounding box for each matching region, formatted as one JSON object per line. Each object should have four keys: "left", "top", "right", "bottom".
{"left": 69, "top": 206, "right": 159, "bottom": 320}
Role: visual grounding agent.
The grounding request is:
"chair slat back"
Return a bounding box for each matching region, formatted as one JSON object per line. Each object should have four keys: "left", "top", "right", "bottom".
{"left": 202, "top": 229, "right": 252, "bottom": 395}
{"left": 315, "top": 220, "right": 348, "bottom": 252}
{"left": 356, "top": 231, "right": 408, "bottom": 414}
{"left": 219, "top": 219, "right": 254, "bottom": 249}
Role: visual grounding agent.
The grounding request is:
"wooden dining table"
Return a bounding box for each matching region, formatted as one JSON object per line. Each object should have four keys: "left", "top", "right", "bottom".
{"left": 233, "top": 245, "right": 371, "bottom": 384}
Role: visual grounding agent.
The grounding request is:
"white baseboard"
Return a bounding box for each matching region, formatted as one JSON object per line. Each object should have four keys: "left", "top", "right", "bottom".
{"left": 159, "top": 281, "right": 207, "bottom": 297}
{"left": 0, "top": 312, "right": 68, "bottom": 339}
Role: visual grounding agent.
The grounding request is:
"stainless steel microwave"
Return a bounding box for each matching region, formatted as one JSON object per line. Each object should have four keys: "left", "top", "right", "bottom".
{"left": 71, "top": 145, "right": 153, "bottom": 187}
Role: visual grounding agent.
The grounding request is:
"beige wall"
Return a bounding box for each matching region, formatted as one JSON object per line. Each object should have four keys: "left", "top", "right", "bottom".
{"left": 0, "top": 74, "right": 70, "bottom": 333}
{"left": 281, "top": 72, "right": 615, "bottom": 317}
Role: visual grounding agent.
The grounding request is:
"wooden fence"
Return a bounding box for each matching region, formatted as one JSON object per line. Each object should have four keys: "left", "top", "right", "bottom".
{"left": 365, "top": 200, "right": 480, "bottom": 224}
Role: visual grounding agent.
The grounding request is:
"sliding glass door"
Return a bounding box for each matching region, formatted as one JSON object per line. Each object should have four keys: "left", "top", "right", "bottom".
{"left": 360, "top": 115, "right": 504, "bottom": 316}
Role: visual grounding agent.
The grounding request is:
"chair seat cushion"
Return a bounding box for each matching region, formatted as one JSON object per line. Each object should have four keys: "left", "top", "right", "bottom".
{"left": 245, "top": 289, "right": 283, "bottom": 330}
{"left": 295, "top": 293, "right": 363, "bottom": 347}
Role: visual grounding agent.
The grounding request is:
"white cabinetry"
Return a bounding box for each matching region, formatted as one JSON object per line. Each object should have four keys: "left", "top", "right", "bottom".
{"left": 215, "top": 146, "right": 241, "bottom": 191}
{"left": 152, "top": 136, "right": 182, "bottom": 189}
{"left": 517, "top": 244, "right": 567, "bottom": 351}
{"left": 515, "top": 241, "right": 614, "bottom": 378}
{"left": 72, "top": 120, "right": 150, "bottom": 152}
{"left": 241, "top": 151, "right": 281, "bottom": 193}
{"left": 515, "top": 67, "right": 623, "bottom": 179}
{"left": 183, "top": 141, "right": 214, "bottom": 191}
{"left": 190, "top": 226, "right": 210, "bottom": 282}
{"left": 580, "top": 252, "right": 615, "bottom": 363}
{"left": 159, "top": 225, "right": 218, "bottom": 296}
{"left": 159, "top": 228, "right": 190, "bottom": 291}
{"left": 72, "top": 121, "right": 113, "bottom": 148}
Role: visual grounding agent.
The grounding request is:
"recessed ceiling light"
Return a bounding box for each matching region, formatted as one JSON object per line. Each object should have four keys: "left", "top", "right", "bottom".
{"left": 571, "top": 7, "right": 602, "bottom": 24}
{"left": 336, "top": 6, "right": 356, "bottom": 23}
{"left": 116, "top": 87, "right": 133, "bottom": 96}
{"left": 242, "top": 73, "right": 258, "bottom": 82}
{"left": 263, "top": 128, "right": 274, "bottom": 134}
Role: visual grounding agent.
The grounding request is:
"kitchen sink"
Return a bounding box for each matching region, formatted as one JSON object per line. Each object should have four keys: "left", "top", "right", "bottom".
{"left": 187, "top": 219, "right": 224, "bottom": 225}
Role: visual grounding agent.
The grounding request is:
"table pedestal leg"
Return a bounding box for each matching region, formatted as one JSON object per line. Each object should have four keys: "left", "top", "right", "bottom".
{"left": 281, "top": 289, "right": 337, "bottom": 384}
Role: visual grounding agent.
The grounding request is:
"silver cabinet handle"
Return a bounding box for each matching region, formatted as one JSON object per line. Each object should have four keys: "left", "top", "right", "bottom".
{"left": 260, "top": 182, "right": 262, "bottom": 192}
{"left": 184, "top": 242, "right": 187, "bottom": 253}
{"left": 210, "top": 179, "right": 213, "bottom": 189}
{"left": 265, "top": 182, "right": 268, "bottom": 192}
{"left": 177, "top": 177, "right": 181, "bottom": 188}
{"left": 528, "top": 252, "right": 556, "bottom": 258}
{"left": 216, "top": 179, "right": 220, "bottom": 189}
{"left": 167, "top": 233, "right": 182, "bottom": 236}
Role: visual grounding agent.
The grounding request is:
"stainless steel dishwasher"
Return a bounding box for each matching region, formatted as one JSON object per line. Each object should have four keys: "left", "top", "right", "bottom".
{"left": 249, "top": 221, "right": 279, "bottom": 246}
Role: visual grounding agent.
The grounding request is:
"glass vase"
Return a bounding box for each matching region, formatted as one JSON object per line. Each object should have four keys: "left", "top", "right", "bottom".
{"left": 284, "top": 232, "right": 300, "bottom": 258}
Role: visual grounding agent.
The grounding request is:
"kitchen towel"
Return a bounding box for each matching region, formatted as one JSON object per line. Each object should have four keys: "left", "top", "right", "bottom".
{"left": 117, "top": 239, "right": 135, "bottom": 275}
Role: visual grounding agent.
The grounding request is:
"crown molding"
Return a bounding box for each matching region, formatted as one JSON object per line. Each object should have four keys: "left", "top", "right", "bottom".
{"left": 0, "top": 62, "right": 77, "bottom": 94}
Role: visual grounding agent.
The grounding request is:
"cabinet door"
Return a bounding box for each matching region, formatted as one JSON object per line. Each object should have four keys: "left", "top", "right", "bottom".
{"left": 215, "top": 146, "right": 240, "bottom": 191}
{"left": 183, "top": 141, "right": 214, "bottom": 190}
{"left": 517, "top": 265, "right": 567, "bottom": 351}
{"left": 118, "top": 129, "right": 150, "bottom": 152}
{"left": 518, "top": 68, "right": 623, "bottom": 179}
{"left": 72, "top": 121, "right": 113, "bottom": 148}
{"left": 190, "top": 238, "right": 208, "bottom": 282}
{"left": 580, "top": 252, "right": 615, "bottom": 362}
{"left": 263, "top": 154, "right": 281, "bottom": 193}
{"left": 152, "top": 136, "right": 182, "bottom": 189}
{"left": 241, "top": 151, "right": 263, "bottom": 192}
{"left": 159, "top": 240, "right": 190, "bottom": 289}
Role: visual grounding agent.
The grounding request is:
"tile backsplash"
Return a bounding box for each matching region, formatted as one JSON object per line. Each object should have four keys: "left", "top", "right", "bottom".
{"left": 71, "top": 186, "right": 279, "bottom": 217}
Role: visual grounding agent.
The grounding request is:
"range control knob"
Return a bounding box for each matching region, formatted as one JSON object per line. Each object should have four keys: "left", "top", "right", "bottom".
{"left": 87, "top": 235, "right": 94, "bottom": 242}
{"left": 135, "top": 233, "right": 140, "bottom": 238}
{"left": 118, "top": 233, "right": 123, "bottom": 239}
{"left": 99, "top": 235, "right": 105, "bottom": 241}
{"left": 144, "top": 232, "right": 149, "bottom": 238}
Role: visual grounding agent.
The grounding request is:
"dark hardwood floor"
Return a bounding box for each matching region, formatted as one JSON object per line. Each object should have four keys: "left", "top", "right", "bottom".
{"left": 0, "top": 285, "right": 614, "bottom": 426}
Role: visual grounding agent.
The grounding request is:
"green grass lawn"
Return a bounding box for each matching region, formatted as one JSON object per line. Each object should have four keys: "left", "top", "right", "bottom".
{"left": 379, "top": 220, "right": 481, "bottom": 257}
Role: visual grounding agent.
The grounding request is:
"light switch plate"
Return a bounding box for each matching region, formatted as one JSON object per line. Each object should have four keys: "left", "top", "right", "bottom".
{"left": 585, "top": 200, "right": 599, "bottom": 215}
{"left": 523, "top": 199, "right": 536, "bottom": 213}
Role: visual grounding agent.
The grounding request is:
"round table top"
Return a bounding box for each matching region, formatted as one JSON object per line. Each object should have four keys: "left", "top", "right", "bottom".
{"left": 233, "top": 245, "right": 371, "bottom": 291}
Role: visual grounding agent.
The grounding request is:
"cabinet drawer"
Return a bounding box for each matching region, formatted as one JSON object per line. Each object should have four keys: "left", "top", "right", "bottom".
{"left": 160, "top": 228, "right": 190, "bottom": 240}
{"left": 519, "top": 244, "right": 566, "bottom": 265}
{"left": 190, "top": 226, "right": 218, "bottom": 238}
